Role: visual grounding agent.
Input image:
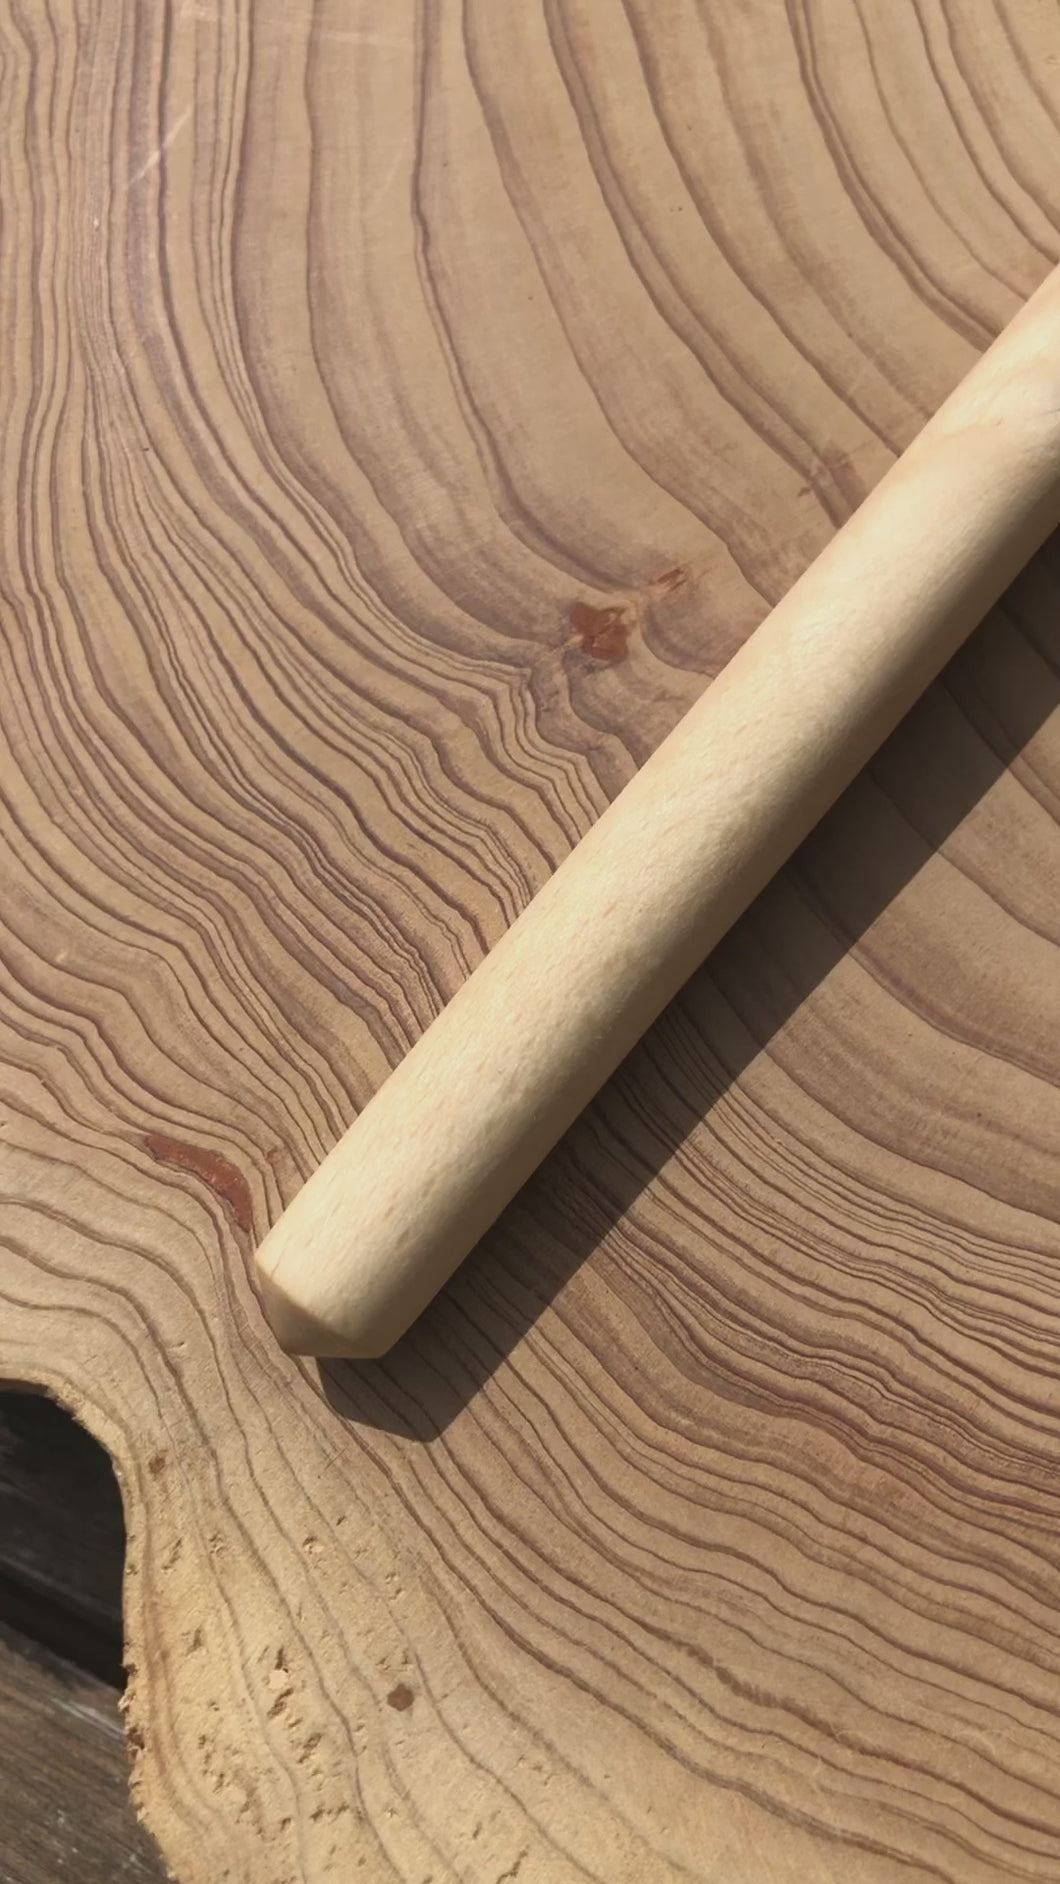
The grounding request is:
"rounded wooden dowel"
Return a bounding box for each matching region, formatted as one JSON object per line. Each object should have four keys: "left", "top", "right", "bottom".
{"left": 257, "top": 265, "right": 1060, "bottom": 1358}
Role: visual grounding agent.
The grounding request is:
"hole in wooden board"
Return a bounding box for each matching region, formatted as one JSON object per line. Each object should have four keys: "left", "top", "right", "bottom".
{"left": 0, "top": 1389, "right": 168, "bottom": 1882}
{"left": 0, "top": 1389, "right": 126, "bottom": 1687}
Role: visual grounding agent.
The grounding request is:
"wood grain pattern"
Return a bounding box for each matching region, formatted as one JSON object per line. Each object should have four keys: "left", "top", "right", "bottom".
{"left": 1, "top": 2, "right": 1059, "bottom": 1880}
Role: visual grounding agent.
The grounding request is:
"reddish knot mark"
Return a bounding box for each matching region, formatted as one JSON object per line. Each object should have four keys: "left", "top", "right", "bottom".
{"left": 142, "top": 1131, "right": 253, "bottom": 1235}
{"left": 568, "top": 599, "right": 632, "bottom": 663}
{"left": 386, "top": 1683, "right": 415, "bottom": 1712}
{"left": 650, "top": 565, "right": 687, "bottom": 593}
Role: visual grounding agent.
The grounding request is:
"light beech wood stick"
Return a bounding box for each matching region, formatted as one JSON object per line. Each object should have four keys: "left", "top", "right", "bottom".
{"left": 257, "top": 265, "right": 1060, "bottom": 1358}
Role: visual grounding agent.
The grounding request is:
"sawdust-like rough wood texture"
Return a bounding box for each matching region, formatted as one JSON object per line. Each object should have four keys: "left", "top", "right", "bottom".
{"left": 2, "top": 2, "right": 1059, "bottom": 1880}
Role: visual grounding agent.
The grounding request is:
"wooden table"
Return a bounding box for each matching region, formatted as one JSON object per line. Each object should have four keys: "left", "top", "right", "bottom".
{"left": 3, "top": 4, "right": 1059, "bottom": 1880}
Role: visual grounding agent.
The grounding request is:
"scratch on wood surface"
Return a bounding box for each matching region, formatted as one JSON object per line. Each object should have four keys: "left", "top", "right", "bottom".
{"left": 126, "top": 106, "right": 192, "bottom": 187}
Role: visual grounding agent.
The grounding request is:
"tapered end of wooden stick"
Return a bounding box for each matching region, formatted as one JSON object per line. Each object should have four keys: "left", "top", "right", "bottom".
{"left": 256, "top": 1265, "right": 374, "bottom": 1359}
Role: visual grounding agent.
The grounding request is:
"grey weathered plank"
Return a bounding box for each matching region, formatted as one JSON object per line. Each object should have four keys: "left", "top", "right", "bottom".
{"left": 0, "top": 1394, "right": 124, "bottom": 1682}
{"left": 0, "top": 1622, "right": 165, "bottom": 1884}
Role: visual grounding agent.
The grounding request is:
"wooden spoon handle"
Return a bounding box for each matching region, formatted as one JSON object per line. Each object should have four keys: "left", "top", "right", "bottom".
{"left": 257, "top": 265, "right": 1060, "bottom": 1358}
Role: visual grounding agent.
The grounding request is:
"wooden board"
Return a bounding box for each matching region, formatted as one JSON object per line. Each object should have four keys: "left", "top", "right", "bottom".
{"left": 2, "top": 2, "right": 1060, "bottom": 1880}
{"left": 0, "top": 1620, "right": 166, "bottom": 1884}
{"left": 0, "top": 1619, "right": 165, "bottom": 1884}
